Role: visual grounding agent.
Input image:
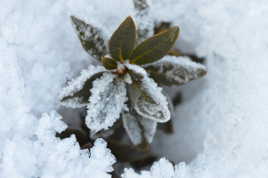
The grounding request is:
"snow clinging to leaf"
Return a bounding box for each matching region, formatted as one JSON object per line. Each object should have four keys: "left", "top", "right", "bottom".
{"left": 86, "top": 73, "right": 127, "bottom": 132}
{"left": 60, "top": 65, "right": 106, "bottom": 108}
{"left": 138, "top": 75, "right": 170, "bottom": 122}
{"left": 145, "top": 56, "right": 207, "bottom": 86}
{"left": 122, "top": 112, "right": 143, "bottom": 145}
{"left": 126, "top": 63, "right": 170, "bottom": 123}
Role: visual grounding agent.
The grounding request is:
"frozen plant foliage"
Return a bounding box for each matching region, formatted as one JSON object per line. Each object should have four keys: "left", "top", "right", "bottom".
{"left": 122, "top": 111, "right": 157, "bottom": 145}
{"left": 122, "top": 112, "right": 143, "bottom": 145}
{"left": 71, "top": 16, "right": 108, "bottom": 59}
{"left": 60, "top": 15, "right": 205, "bottom": 146}
{"left": 127, "top": 70, "right": 170, "bottom": 122}
{"left": 145, "top": 56, "right": 207, "bottom": 86}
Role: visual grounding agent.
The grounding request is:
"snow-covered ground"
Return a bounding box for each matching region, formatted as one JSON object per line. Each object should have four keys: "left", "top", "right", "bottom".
{"left": 1, "top": 0, "right": 268, "bottom": 177}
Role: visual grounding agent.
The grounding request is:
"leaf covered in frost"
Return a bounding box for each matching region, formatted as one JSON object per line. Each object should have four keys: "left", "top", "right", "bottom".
{"left": 62, "top": 71, "right": 106, "bottom": 103}
{"left": 130, "top": 27, "right": 179, "bottom": 65}
{"left": 122, "top": 111, "right": 157, "bottom": 146}
{"left": 122, "top": 112, "right": 142, "bottom": 145}
{"left": 145, "top": 56, "right": 207, "bottom": 86}
{"left": 126, "top": 64, "right": 170, "bottom": 122}
{"left": 86, "top": 73, "right": 127, "bottom": 132}
{"left": 109, "top": 16, "right": 136, "bottom": 61}
{"left": 71, "top": 16, "right": 108, "bottom": 59}
{"left": 60, "top": 66, "right": 105, "bottom": 108}
{"left": 139, "top": 117, "right": 157, "bottom": 143}
{"left": 133, "top": 0, "right": 153, "bottom": 41}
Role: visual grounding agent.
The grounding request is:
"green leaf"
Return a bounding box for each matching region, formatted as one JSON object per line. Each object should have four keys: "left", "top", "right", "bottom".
{"left": 61, "top": 71, "right": 106, "bottom": 104}
{"left": 109, "top": 16, "right": 136, "bottom": 61}
{"left": 101, "top": 57, "right": 117, "bottom": 70}
{"left": 130, "top": 27, "right": 179, "bottom": 65}
{"left": 71, "top": 16, "right": 108, "bottom": 60}
{"left": 145, "top": 56, "right": 207, "bottom": 86}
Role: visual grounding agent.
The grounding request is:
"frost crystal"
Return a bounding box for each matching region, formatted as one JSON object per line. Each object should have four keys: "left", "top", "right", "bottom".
{"left": 86, "top": 73, "right": 127, "bottom": 132}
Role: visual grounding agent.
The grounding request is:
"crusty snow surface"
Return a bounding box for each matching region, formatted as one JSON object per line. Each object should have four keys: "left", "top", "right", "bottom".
{"left": 1, "top": 0, "right": 268, "bottom": 177}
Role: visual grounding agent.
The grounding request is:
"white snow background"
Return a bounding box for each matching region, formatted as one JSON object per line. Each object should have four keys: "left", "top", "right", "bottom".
{"left": 1, "top": 0, "right": 268, "bottom": 177}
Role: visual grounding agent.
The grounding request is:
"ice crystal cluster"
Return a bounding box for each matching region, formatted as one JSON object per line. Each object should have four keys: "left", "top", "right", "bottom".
{"left": 1, "top": 0, "right": 268, "bottom": 177}
{"left": 60, "top": 13, "right": 206, "bottom": 146}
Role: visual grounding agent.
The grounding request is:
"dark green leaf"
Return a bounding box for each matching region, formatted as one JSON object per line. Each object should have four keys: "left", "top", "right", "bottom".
{"left": 109, "top": 16, "right": 136, "bottom": 61}
{"left": 61, "top": 71, "right": 106, "bottom": 103}
{"left": 71, "top": 16, "right": 108, "bottom": 60}
{"left": 130, "top": 27, "right": 179, "bottom": 65}
{"left": 101, "top": 57, "right": 117, "bottom": 70}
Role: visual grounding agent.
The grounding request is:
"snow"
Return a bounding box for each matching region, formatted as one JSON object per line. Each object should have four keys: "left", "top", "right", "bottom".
{"left": 1, "top": 0, "right": 268, "bottom": 178}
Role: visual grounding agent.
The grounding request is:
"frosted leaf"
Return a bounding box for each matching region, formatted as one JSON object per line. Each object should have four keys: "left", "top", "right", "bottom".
{"left": 133, "top": 0, "right": 154, "bottom": 41}
{"left": 60, "top": 65, "right": 105, "bottom": 108}
{"left": 145, "top": 56, "right": 207, "bottom": 86}
{"left": 126, "top": 70, "right": 170, "bottom": 122}
{"left": 163, "top": 90, "right": 175, "bottom": 120}
{"left": 122, "top": 112, "right": 143, "bottom": 145}
{"left": 86, "top": 73, "right": 127, "bottom": 132}
{"left": 139, "top": 118, "right": 157, "bottom": 143}
{"left": 122, "top": 111, "right": 157, "bottom": 145}
{"left": 71, "top": 16, "right": 108, "bottom": 59}
{"left": 126, "top": 65, "right": 170, "bottom": 123}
